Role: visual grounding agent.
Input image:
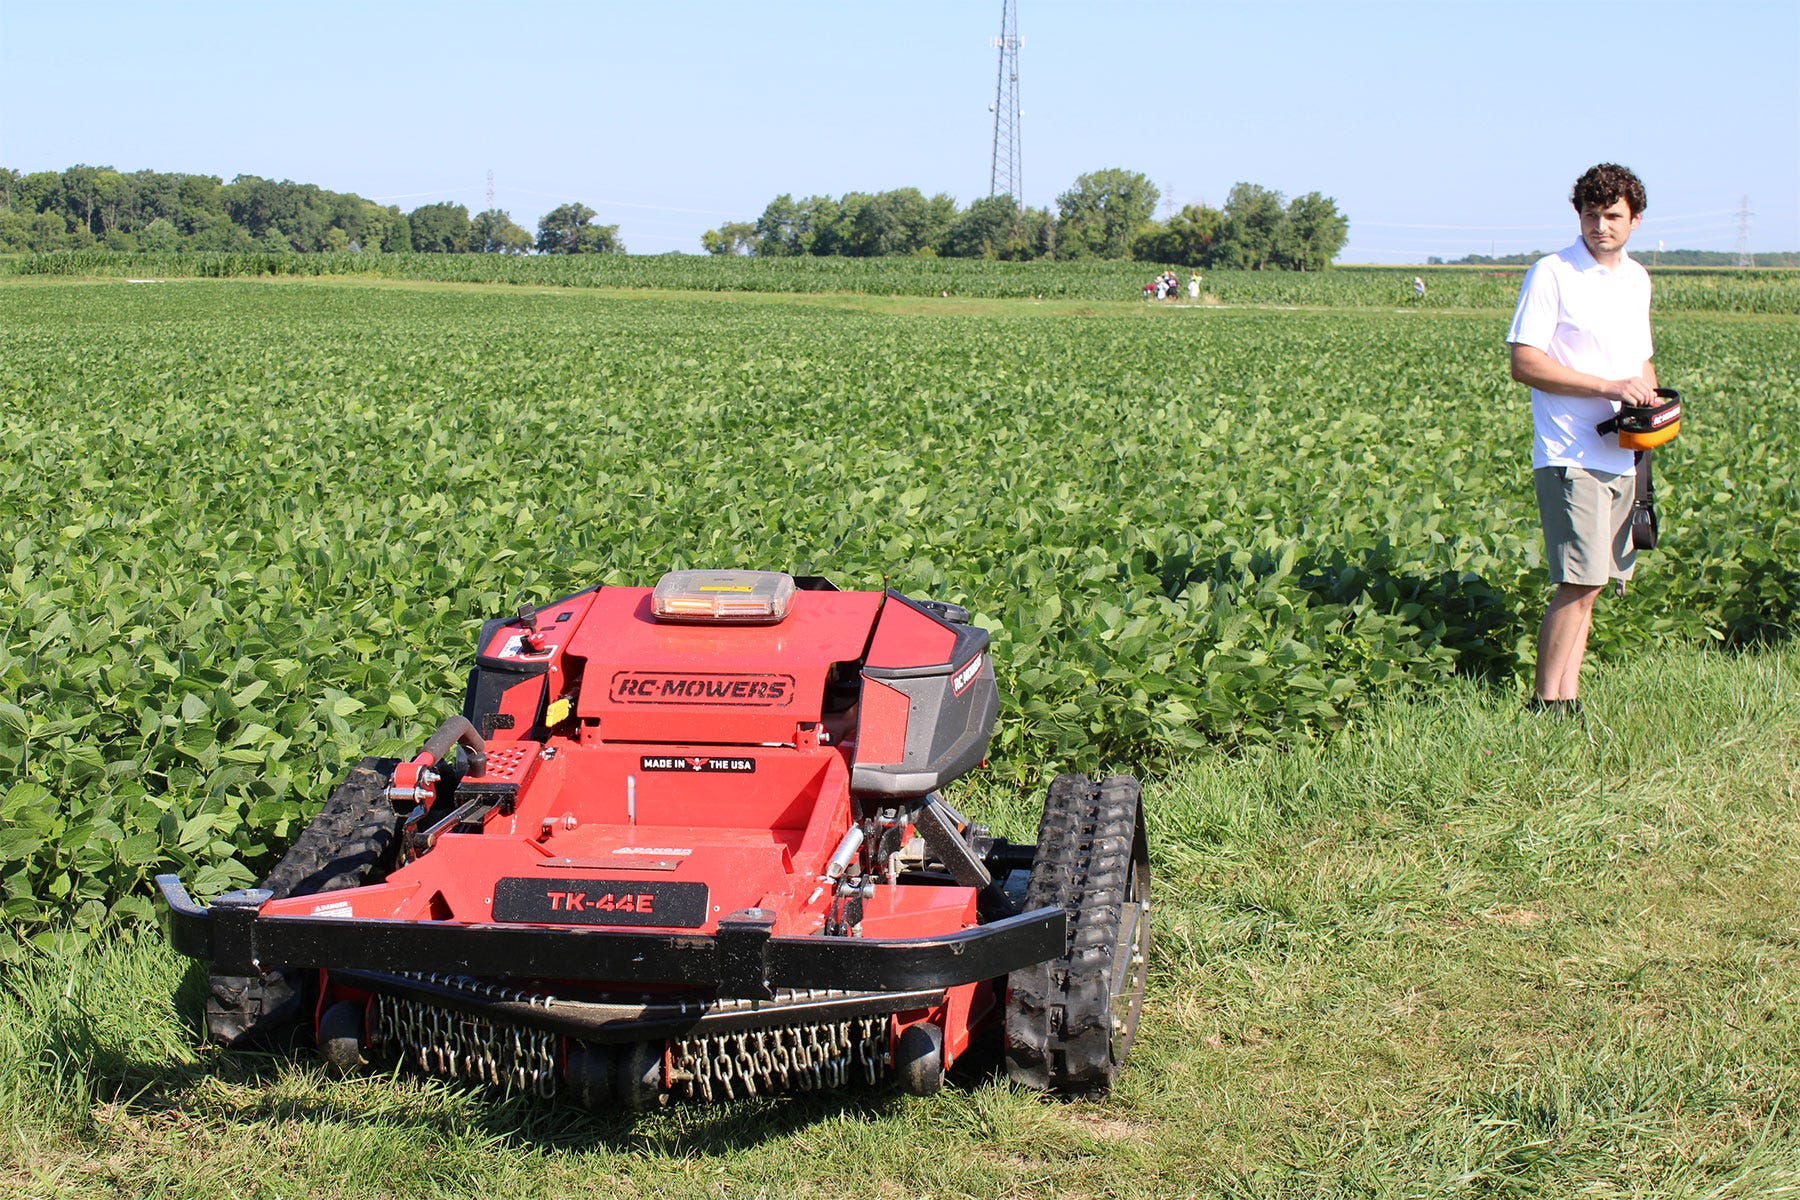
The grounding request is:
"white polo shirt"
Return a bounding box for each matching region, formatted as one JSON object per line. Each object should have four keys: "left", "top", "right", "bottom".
{"left": 1507, "top": 240, "right": 1654, "bottom": 474}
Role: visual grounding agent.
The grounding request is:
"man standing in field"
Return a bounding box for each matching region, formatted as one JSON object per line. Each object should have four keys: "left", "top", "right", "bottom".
{"left": 1507, "top": 163, "right": 1657, "bottom": 715}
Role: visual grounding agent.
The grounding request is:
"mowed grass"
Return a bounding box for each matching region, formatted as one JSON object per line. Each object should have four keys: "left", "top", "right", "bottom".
{"left": 3, "top": 642, "right": 1796, "bottom": 1199}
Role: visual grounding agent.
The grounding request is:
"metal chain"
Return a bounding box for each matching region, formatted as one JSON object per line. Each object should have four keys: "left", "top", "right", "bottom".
{"left": 369, "top": 992, "right": 556, "bottom": 1097}
{"left": 367, "top": 988, "right": 892, "bottom": 1104}
{"left": 858, "top": 1017, "right": 882, "bottom": 1084}
{"left": 666, "top": 1016, "right": 888, "bottom": 1101}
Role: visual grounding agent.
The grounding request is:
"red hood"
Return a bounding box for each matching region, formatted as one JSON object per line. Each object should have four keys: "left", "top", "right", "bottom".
{"left": 569, "top": 586, "right": 885, "bottom": 744}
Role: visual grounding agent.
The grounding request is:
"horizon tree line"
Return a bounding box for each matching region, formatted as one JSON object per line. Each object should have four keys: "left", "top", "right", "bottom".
{"left": 0, "top": 167, "right": 622, "bottom": 256}
{"left": 1, "top": 164, "right": 1350, "bottom": 268}
{"left": 708, "top": 170, "right": 1350, "bottom": 270}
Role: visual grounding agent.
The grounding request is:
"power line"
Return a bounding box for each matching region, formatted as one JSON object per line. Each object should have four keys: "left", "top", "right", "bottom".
{"left": 371, "top": 179, "right": 744, "bottom": 221}
{"left": 1357, "top": 209, "right": 1739, "bottom": 233}
{"left": 1356, "top": 220, "right": 1572, "bottom": 232}
{"left": 366, "top": 187, "right": 471, "bottom": 202}
{"left": 501, "top": 184, "right": 743, "bottom": 219}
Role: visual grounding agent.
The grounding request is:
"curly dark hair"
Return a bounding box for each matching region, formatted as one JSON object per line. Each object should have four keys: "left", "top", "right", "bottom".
{"left": 1571, "top": 163, "right": 1647, "bottom": 217}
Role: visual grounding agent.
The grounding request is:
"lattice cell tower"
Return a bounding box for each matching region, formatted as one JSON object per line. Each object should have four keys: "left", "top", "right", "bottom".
{"left": 988, "top": 0, "right": 1022, "bottom": 201}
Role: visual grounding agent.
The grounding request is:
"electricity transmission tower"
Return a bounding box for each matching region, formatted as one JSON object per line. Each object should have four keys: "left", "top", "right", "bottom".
{"left": 1735, "top": 195, "right": 1755, "bottom": 268}
{"left": 988, "top": 0, "right": 1021, "bottom": 201}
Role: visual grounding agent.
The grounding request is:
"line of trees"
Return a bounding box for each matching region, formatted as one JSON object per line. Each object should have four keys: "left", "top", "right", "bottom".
{"left": 1134, "top": 184, "right": 1348, "bottom": 271}
{"left": 1, "top": 164, "right": 1351, "bottom": 267}
{"left": 0, "top": 167, "right": 623, "bottom": 255}
{"left": 706, "top": 170, "right": 1349, "bottom": 269}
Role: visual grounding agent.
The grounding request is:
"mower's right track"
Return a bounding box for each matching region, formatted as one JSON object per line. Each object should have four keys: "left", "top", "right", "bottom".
{"left": 204, "top": 756, "right": 401, "bottom": 1046}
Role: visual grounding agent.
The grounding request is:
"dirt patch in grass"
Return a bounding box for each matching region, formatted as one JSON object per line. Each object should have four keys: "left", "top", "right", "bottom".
{"left": 1480, "top": 904, "right": 1547, "bottom": 926}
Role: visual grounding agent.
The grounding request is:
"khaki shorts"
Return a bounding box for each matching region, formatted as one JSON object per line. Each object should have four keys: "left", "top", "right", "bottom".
{"left": 1535, "top": 465, "right": 1636, "bottom": 586}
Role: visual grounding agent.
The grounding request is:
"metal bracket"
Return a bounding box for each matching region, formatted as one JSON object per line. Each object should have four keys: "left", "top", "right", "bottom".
{"left": 916, "top": 797, "right": 992, "bottom": 890}
{"left": 715, "top": 908, "right": 777, "bottom": 1000}
{"left": 210, "top": 887, "right": 273, "bottom": 974}
{"left": 404, "top": 796, "right": 498, "bottom": 859}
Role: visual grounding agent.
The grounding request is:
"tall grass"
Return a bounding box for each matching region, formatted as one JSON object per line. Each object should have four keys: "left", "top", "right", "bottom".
{"left": 4, "top": 644, "right": 1797, "bottom": 1198}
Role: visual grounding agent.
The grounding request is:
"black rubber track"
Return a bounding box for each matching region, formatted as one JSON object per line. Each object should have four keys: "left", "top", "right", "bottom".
{"left": 205, "top": 757, "right": 402, "bottom": 1047}
{"left": 258, "top": 757, "right": 403, "bottom": 900}
{"left": 1003, "top": 773, "right": 1150, "bottom": 1094}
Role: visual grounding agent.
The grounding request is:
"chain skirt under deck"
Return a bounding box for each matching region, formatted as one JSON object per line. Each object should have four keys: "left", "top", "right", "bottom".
{"left": 366, "top": 986, "right": 891, "bottom": 1102}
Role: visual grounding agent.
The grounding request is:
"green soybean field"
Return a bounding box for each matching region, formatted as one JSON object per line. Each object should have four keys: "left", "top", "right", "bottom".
{"left": 2, "top": 276, "right": 1794, "bottom": 938}
{"left": 1, "top": 271, "right": 1797, "bottom": 1198}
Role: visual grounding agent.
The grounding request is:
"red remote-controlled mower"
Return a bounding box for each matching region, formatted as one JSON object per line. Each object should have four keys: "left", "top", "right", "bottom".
{"left": 159, "top": 571, "right": 1150, "bottom": 1105}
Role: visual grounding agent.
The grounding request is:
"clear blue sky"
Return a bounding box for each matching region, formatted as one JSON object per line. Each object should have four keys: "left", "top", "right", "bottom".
{"left": 3, "top": 0, "right": 1796, "bottom": 261}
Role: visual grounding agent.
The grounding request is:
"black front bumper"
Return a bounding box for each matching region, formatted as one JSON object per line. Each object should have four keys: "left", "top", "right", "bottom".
{"left": 157, "top": 875, "right": 1067, "bottom": 1000}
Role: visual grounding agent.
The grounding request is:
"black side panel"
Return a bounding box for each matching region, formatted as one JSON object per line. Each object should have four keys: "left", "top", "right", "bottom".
{"left": 471, "top": 584, "right": 598, "bottom": 671}
{"left": 851, "top": 663, "right": 998, "bottom": 797}
{"left": 463, "top": 668, "right": 549, "bottom": 741}
{"left": 852, "top": 593, "right": 999, "bottom": 798}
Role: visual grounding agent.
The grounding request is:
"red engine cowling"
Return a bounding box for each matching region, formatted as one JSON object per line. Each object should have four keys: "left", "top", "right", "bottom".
{"left": 460, "top": 579, "right": 997, "bottom": 799}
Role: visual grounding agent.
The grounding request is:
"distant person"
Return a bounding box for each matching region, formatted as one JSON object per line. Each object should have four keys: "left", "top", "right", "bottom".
{"left": 1188, "top": 271, "right": 1201, "bottom": 300}
{"left": 1413, "top": 276, "right": 1426, "bottom": 301}
{"left": 1506, "top": 163, "right": 1658, "bottom": 717}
